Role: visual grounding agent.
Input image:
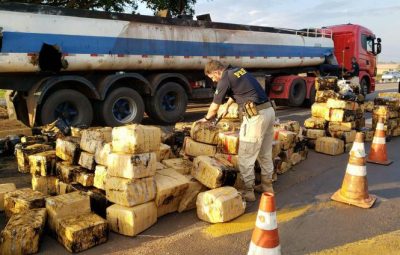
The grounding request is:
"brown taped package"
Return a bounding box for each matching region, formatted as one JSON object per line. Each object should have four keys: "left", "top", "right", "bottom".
{"left": 74, "top": 171, "right": 95, "bottom": 187}
{"left": 190, "top": 121, "right": 220, "bottom": 145}
{"left": 315, "top": 137, "right": 344, "bottom": 155}
{"left": 324, "top": 109, "right": 355, "bottom": 122}
{"left": 315, "top": 90, "right": 339, "bottom": 103}
{"left": 178, "top": 175, "right": 207, "bottom": 213}
{"left": 0, "top": 208, "right": 47, "bottom": 255}
{"left": 311, "top": 103, "right": 329, "bottom": 118}
{"left": 105, "top": 176, "right": 156, "bottom": 207}
{"left": 0, "top": 183, "right": 16, "bottom": 211}
{"left": 162, "top": 158, "right": 193, "bottom": 175}
{"left": 196, "top": 187, "right": 245, "bottom": 223}
{"left": 183, "top": 137, "right": 217, "bottom": 157}
{"left": 217, "top": 102, "right": 240, "bottom": 119}
{"left": 154, "top": 168, "right": 189, "bottom": 217}
{"left": 107, "top": 152, "right": 157, "bottom": 179}
{"left": 273, "top": 129, "right": 297, "bottom": 150}
{"left": 374, "top": 97, "right": 400, "bottom": 110}
{"left": 21, "top": 135, "right": 48, "bottom": 144}
{"left": 94, "top": 165, "right": 107, "bottom": 190}
{"left": 107, "top": 202, "right": 157, "bottom": 236}
{"left": 214, "top": 153, "right": 239, "bottom": 169}
{"left": 328, "top": 121, "right": 355, "bottom": 132}
{"left": 56, "top": 162, "right": 84, "bottom": 183}
{"left": 326, "top": 98, "right": 359, "bottom": 110}
{"left": 276, "top": 120, "right": 300, "bottom": 133}
{"left": 16, "top": 144, "right": 53, "bottom": 173}
{"left": 305, "top": 129, "right": 326, "bottom": 139}
{"left": 191, "top": 156, "right": 237, "bottom": 189}
{"left": 45, "top": 191, "right": 91, "bottom": 232}
{"left": 112, "top": 124, "right": 161, "bottom": 154}
{"left": 57, "top": 212, "right": 108, "bottom": 253}
{"left": 80, "top": 127, "right": 112, "bottom": 154}
{"left": 156, "top": 143, "right": 173, "bottom": 162}
{"left": 4, "top": 188, "right": 47, "bottom": 218}
{"left": 315, "top": 76, "right": 339, "bottom": 91}
{"left": 94, "top": 142, "right": 112, "bottom": 166}
{"left": 56, "top": 137, "right": 81, "bottom": 164}
{"left": 329, "top": 130, "right": 357, "bottom": 143}
{"left": 32, "top": 175, "right": 58, "bottom": 195}
{"left": 78, "top": 151, "right": 96, "bottom": 171}
{"left": 304, "top": 117, "right": 327, "bottom": 129}
{"left": 29, "top": 150, "right": 57, "bottom": 176}
{"left": 218, "top": 131, "right": 239, "bottom": 155}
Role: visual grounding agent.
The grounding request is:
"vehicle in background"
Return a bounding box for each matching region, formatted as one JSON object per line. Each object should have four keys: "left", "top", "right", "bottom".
{"left": 381, "top": 70, "right": 400, "bottom": 83}
{"left": 0, "top": 4, "right": 382, "bottom": 127}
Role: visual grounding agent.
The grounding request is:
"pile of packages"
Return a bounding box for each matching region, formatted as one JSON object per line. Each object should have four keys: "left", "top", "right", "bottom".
{"left": 272, "top": 121, "right": 308, "bottom": 175}
{"left": 179, "top": 103, "right": 246, "bottom": 223}
{"left": 0, "top": 100, "right": 311, "bottom": 253}
{"left": 304, "top": 76, "right": 367, "bottom": 155}
{"left": 373, "top": 92, "right": 400, "bottom": 137}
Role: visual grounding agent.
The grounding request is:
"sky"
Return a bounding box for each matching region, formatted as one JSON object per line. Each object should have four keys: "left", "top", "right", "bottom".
{"left": 136, "top": 0, "right": 400, "bottom": 63}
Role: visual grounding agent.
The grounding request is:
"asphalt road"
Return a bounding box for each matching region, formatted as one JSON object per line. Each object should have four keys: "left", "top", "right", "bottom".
{"left": 1, "top": 82, "right": 400, "bottom": 255}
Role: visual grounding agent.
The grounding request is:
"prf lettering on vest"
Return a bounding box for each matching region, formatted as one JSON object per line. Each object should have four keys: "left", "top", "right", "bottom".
{"left": 233, "top": 68, "right": 247, "bottom": 78}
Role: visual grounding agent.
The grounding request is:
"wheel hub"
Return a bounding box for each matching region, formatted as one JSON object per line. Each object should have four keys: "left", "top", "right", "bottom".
{"left": 54, "top": 102, "right": 78, "bottom": 125}
{"left": 162, "top": 92, "right": 177, "bottom": 111}
{"left": 112, "top": 97, "right": 137, "bottom": 123}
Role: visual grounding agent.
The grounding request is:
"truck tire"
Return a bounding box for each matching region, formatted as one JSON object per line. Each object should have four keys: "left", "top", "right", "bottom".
{"left": 100, "top": 87, "right": 144, "bottom": 126}
{"left": 40, "top": 89, "right": 93, "bottom": 126}
{"left": 306, "top": 85, "right": 316, "bottom": 106}
{"left": 146, "top": 82, "right": 188, "bottom": 124}
{"left": 360, "top": 78, "right": 369, "bottom": 96}
{"left": 288, "top": 79, "right": 306, "bottom": 106}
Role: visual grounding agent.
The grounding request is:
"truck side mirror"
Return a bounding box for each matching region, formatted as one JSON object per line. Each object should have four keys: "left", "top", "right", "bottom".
{"left": 376, "top": 38, "right": 382, "bottom": 55}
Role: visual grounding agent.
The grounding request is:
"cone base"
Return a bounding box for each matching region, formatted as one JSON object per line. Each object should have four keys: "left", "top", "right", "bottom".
{"left": 331, "top": 190, "right": 376, "bottom": 209}
{"left": 366, "top": 158, "right": 393, "bottom": 166}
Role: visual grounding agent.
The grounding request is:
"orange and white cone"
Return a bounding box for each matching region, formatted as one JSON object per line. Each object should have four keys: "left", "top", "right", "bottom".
{"left": 367, "top": 117, "right": 392, "bottom": 165}
{"left": 331, "top": 132, "right": 376, "bottom": 208}
{"left": 247, "top": 192, "right": 281, "bottom": 255}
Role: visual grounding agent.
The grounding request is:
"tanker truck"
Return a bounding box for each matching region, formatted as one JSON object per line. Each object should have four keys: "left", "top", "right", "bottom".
{"left": 0, "top": 3, "right": 381, "bottom": 127}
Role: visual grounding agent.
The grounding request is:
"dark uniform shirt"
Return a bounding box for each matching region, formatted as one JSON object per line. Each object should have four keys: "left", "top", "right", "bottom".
{"left": 212, "top": 66, "right": 268, "bottom": 107}
{"left": 350, "top": 61, "right": 360, "bottom": 77}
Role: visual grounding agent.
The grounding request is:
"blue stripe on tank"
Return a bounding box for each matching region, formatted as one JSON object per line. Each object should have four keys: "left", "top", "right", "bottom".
{"left": 1, "top": 32, "right": 333, "bottom": 57}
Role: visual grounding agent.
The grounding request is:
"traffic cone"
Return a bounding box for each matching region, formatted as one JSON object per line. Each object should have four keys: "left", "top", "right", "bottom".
{"left": 331, "top": 132, "right": 376, "bottom": 208}
{"left": 367, "top": 117, "right": 392, "bottom": 165}
{"left": 247, "top": 192, "right": 281, "bottom": 255}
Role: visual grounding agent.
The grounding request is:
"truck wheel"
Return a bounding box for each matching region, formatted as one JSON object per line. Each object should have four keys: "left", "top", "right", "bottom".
{"left": 360, "top": 78, "right": 369, "bottom": 96}
{"left": 101, "top": 87, "right": 144, "bottom": 126}
{"left": 288, "top": 79, "right": 306, "bottom": 106}
{"left": 147, "top": 82, "right": 188, "bottom": 124}
{"left": 40, "top": 89, "right": 93, "bottom": 126}
{"left": 306, "top": 85, "right": 316, "bottom": 106}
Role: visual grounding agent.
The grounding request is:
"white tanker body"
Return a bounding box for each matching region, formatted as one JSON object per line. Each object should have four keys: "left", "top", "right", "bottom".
{"left": 0, "top": 3, "right": 335, "bottom": 126}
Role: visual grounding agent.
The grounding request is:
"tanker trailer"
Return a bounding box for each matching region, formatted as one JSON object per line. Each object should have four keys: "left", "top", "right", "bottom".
{"left": 0, "top": 3, "right": 334, "bottom": 127}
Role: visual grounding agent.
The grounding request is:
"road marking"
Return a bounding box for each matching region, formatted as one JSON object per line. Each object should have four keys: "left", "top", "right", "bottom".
{"left": 203, "top": 204, "right": 312, "bottom": 238}
{"left": 308, "top": 229, "right": 400, "bottom": 255}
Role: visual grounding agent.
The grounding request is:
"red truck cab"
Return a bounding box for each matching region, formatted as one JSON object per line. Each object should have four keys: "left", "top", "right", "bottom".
{"left": 268, "top": 24, "right": 381, "bottom": 106}
{"left": 327, "top": 24, "right": 381, "bottom": 94}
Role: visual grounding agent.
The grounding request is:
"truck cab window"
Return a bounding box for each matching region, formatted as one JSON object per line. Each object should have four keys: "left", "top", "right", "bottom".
{"left": 361, "top": 34, "right": 373, "bottom": 53}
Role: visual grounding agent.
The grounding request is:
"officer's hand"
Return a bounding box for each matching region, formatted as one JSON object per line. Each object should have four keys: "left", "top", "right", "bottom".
{"left": 221, "top": 109, "right": 229, "bottom": 118}
{"left": 199, "top": 118, "right": 209, "bottom": 123}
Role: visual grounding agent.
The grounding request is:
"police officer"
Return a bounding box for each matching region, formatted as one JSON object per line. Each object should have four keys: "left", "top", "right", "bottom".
{"left": 347, "top": 57, "right": 360, "bottom": 87}
{"left": 200, "top": 60, "right": 276, "bottom": 202}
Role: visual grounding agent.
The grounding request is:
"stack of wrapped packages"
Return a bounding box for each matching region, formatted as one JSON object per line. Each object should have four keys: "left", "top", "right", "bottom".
{"left": 180, "top": 102, "right": 246, "bottom": 223}
{"left": 304, "top": 76, "right": 366, "bottom": 155}
{"left": 372, "top": 92, "right": 400, "bottom": 137}
{"left": 272, "top": 120, "right": 308, "bottom": 175}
